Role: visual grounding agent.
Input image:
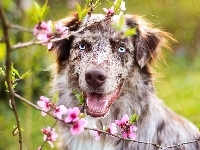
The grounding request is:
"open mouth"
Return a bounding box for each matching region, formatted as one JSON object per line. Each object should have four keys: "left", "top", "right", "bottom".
{"left": 84, "top": 86, "right": 121, "bottom": 117}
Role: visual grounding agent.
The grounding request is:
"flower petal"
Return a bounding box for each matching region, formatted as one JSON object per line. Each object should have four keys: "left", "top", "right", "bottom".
{"left": 37, "top": 101, "right": 46, "bottom": 108}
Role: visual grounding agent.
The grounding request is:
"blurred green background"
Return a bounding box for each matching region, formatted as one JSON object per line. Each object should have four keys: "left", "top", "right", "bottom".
{"left": 0, "top": 0, "right": 200, "bottom": 149}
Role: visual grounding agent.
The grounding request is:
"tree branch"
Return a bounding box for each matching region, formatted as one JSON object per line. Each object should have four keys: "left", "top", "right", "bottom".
{"left": 14, "top": 93, "right": 57, "bottom": 119}
{"left": 9, "top": 24, "right": 33, "bottom": 33}
{"left": 0, "top": 3, "right": 23, "bottom": 150}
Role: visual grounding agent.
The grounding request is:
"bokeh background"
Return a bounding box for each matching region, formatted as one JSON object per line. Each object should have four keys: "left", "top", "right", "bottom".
{"left": 0, "top": 0, "right": 200, "bottom": 149}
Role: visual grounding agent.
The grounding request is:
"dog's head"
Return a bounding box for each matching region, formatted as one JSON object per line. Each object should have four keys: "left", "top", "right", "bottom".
{"left": 51, "top": 13, "right": 170, "bottom": 117}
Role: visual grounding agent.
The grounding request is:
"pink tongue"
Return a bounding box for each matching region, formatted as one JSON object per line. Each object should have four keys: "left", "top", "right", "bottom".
{"left": 86, "top": 93, "right": 110, "bottom": 113}
{"left": 85, "top": 87, "right": 120, "bottom": 117}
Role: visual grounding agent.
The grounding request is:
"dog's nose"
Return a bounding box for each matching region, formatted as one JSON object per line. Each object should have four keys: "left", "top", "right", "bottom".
{"left": 85, "top": 68, "right": 107, "bottom": 89}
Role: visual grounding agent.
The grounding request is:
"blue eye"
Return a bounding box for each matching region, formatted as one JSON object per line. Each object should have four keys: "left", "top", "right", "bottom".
{"left": 118, "top": 46, "right": 126, "bottom": 53}
{"left": 79, "top": 44, "right": 86, "bottom": 50}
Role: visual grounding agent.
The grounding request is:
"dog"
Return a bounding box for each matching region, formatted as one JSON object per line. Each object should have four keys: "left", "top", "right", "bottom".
{"left": 50, "top": 13, "right": 200, "bottom": 150}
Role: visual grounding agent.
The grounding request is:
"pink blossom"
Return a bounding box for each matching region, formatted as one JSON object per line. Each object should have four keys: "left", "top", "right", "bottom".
{"left": 115, "top": 114, "right": 129, "bottom": 126}
{"left": 115, "top": 114, "right": 137, "bottom": 139}
{"left": 53, "top": 105, "right": 68, "bottom": 120}
{"left": 65, "top": 107, "right": 80, "bottom": 123}
{"left": 70, "top": 118, "right": 88, "bottom": 135}
{"left": 130, "top": 125, "right": 138, "bottom": 132}
{"left": 37, "top": 96, "right": 51, "bottom": 116}
{"left": 92, "top": 130, "right": 100, "bottom": 141}
{"left": 33, "top": 21, "right": 52, "bottom": 41}
{"left": 41, "top": 126, "right": 58, "bottom": 148}
{"left": 33, "top": 21, "right": 53, "bottom": 49}
{"left": 103, "top": 6, "right": 114, "bottom": 16}
{"left": 64, "top": 107, "right": 88, "bottom": 135}
{"left": 107, "top": 123, "right": 118, "bottom": 134}
{"left": 37, "top": 146, "right": 41, "bottom": 150}
{"left": 122, "top": 125, "right": 137, "bottom": 139}
{"left": 55, "top": 21, "right": 69, "bottom": 38}
{"left": 34, "top": 20, "right": 69, "bottom": 50}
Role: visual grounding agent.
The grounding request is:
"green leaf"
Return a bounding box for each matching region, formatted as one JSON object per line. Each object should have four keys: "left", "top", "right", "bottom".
{"left": 72, "top": 89, "right": 85, "bottom": 105}
{"left": 33, "top": 1, "right": 42, "bottom": 22}
{"left": 11, "top": 65, "right": 20, "bottom": 78}
{"left": 41, "top": 0, "right": 49, "bottom": 20}
{"left": 79, "top": 113, "right": 86, "bottom": 118}
{"left": 76, "top": 3, "right": 87, "bottom": 22}
{"left": 12, "top": 83, "right": 17, "bottom": 89}
{"left": 0, "top": 67, "right": 5, "bottom": 76}
{"left": 111, "top": 13, "right": 125, "bottom": 31}
{"left": 32, "top": 0, "right": 49, "bottom": 22}
{"left": 112, "top": 23, "right": 121, "bottom": 31}
{"left": 129, "top": 113, "right": 139, "bottom": 124}
{"left": 114, "top": 0, "right": 122, "bottom": 13}
{"left": 21, "top": 70, "right": 31, "bottom": 79}
{"left": 123, "top": 27, "right": 137, "bottom": 38}
{"left": 118, "top": 13, "right": 125, "bottom": 29}
{"left": 33, "top": 1, "right": 41, "bottom": 12}
{"left": 76, "top": 3, "right": 81, "bottom": 14}
{"left": 11, "top": 75, "right": 15, "bottom": 83}
{"left": 4, "top": 81, "right": 8, "bottom": 92}
{"left": 52, "top": 92, "right": 59, "bottom": 102}
{"left": 12, "top": 125, "right": 24, "bottom": 136}
{"left": 81, "top": 8, "right": 88, "bottom": 20}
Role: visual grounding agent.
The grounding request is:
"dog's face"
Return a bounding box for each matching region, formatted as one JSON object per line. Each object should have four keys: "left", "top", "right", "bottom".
{"left": 52, "top": 13, "right": 168, "bottom": 117}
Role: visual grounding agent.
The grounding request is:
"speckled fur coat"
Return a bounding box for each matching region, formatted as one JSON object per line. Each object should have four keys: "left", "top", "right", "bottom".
{"left": 51, "top": 13, "right": 200, "bottom": 150}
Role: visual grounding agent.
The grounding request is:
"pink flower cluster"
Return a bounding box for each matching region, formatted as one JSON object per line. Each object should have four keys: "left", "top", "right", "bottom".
{"left": 65, "top": 107, "right": 88, "bottom": 135}
{"left": 115, "top": 114, "right": 137, "bottom": 139}
{"left": 41, "top": 126, "right": 58, "bottom": 148}
{"left": 33, "top": 21, "right": 68, "bottom": 49}
{"left": 91, "top": 114, "right": 137, "bottom": 140}
{"left": 37, "top": 96, "right": 88, "bottom": 135}
{"left": 37, "top": 96, "right": 67, "bottom": 118}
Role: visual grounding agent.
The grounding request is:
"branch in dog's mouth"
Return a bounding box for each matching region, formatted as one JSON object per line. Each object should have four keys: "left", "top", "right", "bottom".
{"left": 84, "top": 85, "right": 121, "bottom": 117}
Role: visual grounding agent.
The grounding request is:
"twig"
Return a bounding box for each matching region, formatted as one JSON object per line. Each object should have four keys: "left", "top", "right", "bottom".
{"left": 9, "top": 24, "right": 32, "bottom": 33}
{"left": 0, "top": 4, "right": 23, "bottom": 150}
{"left": 161, "top": 138, "right": 200, "bottom": 149}
{"left": 14, "top": 93, "right": 57, "bottom": 119}
{"left": 85, "top": 127, "right": 162, "bottom": 148}
{"left": 12, "top": 39, "right": 42, "bottom": 50}
{"left": 14, "top": 93, "right": 41, "bottom": 110}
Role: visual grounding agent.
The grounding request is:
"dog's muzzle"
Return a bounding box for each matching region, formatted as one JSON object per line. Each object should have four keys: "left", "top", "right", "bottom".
{"left": 84, "top": 68, "right": 121, "bottom": 117}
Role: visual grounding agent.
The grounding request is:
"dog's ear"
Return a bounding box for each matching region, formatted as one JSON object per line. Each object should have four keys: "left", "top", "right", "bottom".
{"left": 126, "top": 15, "right": 170, "bottom": 68}
{"left": 50, "top": 13, "right": 79, "bottom": 66}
